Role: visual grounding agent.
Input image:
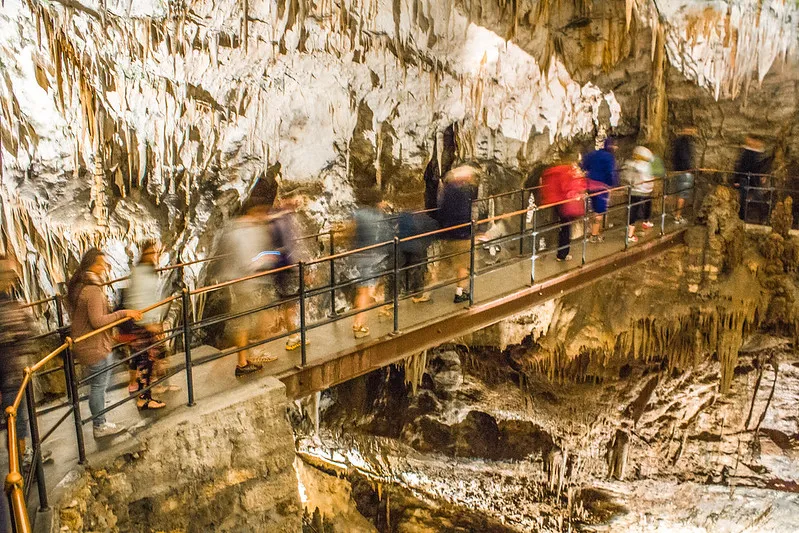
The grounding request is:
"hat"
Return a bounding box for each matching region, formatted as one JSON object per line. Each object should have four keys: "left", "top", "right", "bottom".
{"left": 632, "top": 146, "right": 653, "bottom": 161}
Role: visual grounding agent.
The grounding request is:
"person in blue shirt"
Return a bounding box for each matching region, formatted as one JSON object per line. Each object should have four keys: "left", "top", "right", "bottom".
{"left": 581, "top": 138, "right": 619, "bottom": 243}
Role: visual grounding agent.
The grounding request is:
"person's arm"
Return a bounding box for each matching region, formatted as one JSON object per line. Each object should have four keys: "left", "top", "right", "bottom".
{"left": 84, "top": 286, "right": 137, "bottom": 329}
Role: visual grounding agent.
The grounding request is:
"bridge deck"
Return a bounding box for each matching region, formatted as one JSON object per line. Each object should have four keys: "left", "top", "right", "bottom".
{"left": 23, "top": 221, "right": 686, "bottom": 514}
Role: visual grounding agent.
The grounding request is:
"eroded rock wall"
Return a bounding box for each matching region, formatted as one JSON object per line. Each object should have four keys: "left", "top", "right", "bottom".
{"left": 2, "top": 0, "right": 797, "bottom": 303}
{"left": 54, "top": 377, "right": 301, "bottom": 532}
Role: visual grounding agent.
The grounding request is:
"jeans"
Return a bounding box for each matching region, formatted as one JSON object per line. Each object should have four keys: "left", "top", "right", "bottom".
{"left": 85, "top": 355, "right": 111, "bottom": 427}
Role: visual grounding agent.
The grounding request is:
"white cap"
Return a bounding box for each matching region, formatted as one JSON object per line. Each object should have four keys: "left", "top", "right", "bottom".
{"left": 633, "top": 146, "right": 654, "bottom": 161}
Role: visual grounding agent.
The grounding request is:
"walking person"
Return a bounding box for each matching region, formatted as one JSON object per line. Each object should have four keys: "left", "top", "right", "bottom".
{"left": 67, "top": 248, "right": 142, "bottom": 438}
{"left": 122, "top": 241, "right": 167, "bottom": 410}
{"left": 541, "top": 159, "right": 588, "bottom": 262}
{"left": 385, "top": 210, "right": 440, "bottom": 305}
{"left": 267, "top": 193, "right": 310, "bottom": 352}
{"left": 351, "top": 187, "right": 392, "bottom": 339}
{"left": 622, "top": 146, "right": 656, "bottom": 243}
{"left": 670, "top": 127, "right": 696, "bottom": 223}
{"left": 733, "top": 136, "right": 772, "bottom": 222}
{"left": 581, "top": 138, "right": 619, "bottom": 243}
{"left": 438, "top": 166, "right": 479, "bottom": 303}
{"left": 221, "top": 194, "right": 278, "bottom": 376}
{"left": 0, "top": 256, "right": 35, "bottom": 532}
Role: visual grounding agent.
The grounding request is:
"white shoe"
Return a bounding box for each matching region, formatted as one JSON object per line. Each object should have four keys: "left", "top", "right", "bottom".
{"left": 93, "top": 422, "right": 125, "bottom": 439}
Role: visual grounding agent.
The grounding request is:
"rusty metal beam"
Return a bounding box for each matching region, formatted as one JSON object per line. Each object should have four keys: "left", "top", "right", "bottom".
{"left": 279, "top": 230, "right": 686, "bottom": 399}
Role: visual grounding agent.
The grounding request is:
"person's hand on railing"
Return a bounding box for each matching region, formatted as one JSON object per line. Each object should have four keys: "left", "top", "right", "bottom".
{"left": 125, "top": 310, "right": 143, "bottom": 322}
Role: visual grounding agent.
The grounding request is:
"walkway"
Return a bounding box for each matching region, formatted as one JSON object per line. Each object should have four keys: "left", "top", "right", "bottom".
{"left": 30, "top": 217, "right": 688, "bottom": 510}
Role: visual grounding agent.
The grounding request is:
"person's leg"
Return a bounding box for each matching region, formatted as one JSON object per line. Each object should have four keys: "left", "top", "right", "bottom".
{"left": 86, "top": 355, "right": 111, "bottom": 427}
{"left": 557, "top": 215, "right": 571, "bottom": 260}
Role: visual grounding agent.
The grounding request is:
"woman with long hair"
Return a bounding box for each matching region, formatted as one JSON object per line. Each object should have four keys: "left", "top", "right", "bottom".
{"left": 68, "top": 248, "right": 141, "bottom": 438}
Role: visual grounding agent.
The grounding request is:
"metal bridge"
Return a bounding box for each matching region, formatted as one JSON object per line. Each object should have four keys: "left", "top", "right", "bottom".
{"left": 2, "top": 168, "right": 780, "bottom": 531}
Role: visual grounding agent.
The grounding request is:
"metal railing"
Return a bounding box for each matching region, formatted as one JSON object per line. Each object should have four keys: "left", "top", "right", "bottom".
{"left": 5, "top": 167, "right": 768, "bottom": 532}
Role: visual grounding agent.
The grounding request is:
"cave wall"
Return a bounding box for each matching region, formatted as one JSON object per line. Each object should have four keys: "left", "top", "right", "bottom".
{"left": 54, "top": 377, "right": 300, "bottom": 532}
{"left": 1, "top": 0, "right": 797, "bottom": 301}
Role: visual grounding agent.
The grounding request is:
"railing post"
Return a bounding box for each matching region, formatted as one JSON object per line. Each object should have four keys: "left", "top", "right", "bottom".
{"left": 660, "top": 175, "right": 667, "bottom": 236}
{"left": 469, "top": 220, "right": 476, "bottom": 306}
{"left": 328, "top": 232, "right": 336, "bottom": 317}
{"left": 299, "top": 262, "right": 307, "bottom": 366}
{"left": 530, "top": 207, "right": 538, "bottom": 284}
{"left": 65, "top": 343, "right": 86, "bottom": 464}
{"left": 55, "top": 296, "right": 70, "bottom": 403}
{"left": 25, "top": 379, "right": 48, "bottom": 510}
{"left": 625, "top": 186, "right": 632, "bottom": 250}
{"left": 744, "top": 174, "right": 750, "bottom": 223}
{"left": 392, "top": 237, "right": 400, "bottom": 333}
{"left": 767, "top": 180, "right": 775, "bottom": 224}
{"left": 519, "top": 189, "right": 526, "bottom": 256}
{"left": 581, "top": 195, "right": 588, "bottom": 265}
{"left": 181, "top": 289, "right": 195, "bottom": 407}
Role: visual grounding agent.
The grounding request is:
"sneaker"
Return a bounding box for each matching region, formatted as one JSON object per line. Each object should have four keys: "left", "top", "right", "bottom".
{"left": 235, "top": 361, "right": 263, "bottom": 377}
{"left": 642, "top": 221, "right": 654, "bottom": 230}
{"left": 453, "top": 292, "right": 470, "bottom": 304}
{"left": 589, "top": 235, "right": 605, "bottom": 244}
{"left": 674, "top": 216, "right": 687, "bottom": 225}
{"left": 555, "top": 255, "right": 573, "bottom": 262}
{"left": 377, "top": 306, "right": 393, "bottom": 320}
{"left": 411, "top": 292, "right": 431, "bottom": 303}
{"left": 627, "top": 235, "right": 639, "bottom": 243}
{"left": 93, "top": 422, "right": 126, "bottom": 439}
{"left": 285, "top": 334, "right": 309, "bottom": 351}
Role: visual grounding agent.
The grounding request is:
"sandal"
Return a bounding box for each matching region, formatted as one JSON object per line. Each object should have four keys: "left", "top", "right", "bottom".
{"left": 352, "top": 324, "right": 370, "bottom": 339}
{"left": 137, "top": 398, "right": 166, "bottom": 410}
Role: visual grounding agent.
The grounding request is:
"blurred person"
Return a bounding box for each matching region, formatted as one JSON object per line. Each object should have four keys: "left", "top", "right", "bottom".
{"left": 581, "top": 138, "right": 619, "bottom": 243}
{"left": 67, "top": 248, "right": 142, "bottom": 438}
{"left": 621, "top": 146, "right": 655, "bottom": 243}
{"left": 386, "top": 210, "right": 440, "bottom": 305}
{"left": 120, "top": 241, "right": 167, "bottom": 410}
{"left": 670, "top": 127, "right": 696, "bottom": 223}
{"left": 351, "top": 187, "right": 392, "bottom": 338}
{"left": 0, "top": 258, "right": 33, "bottom": 459}
{"left": 0, "top": 257, "right": 34, "bottom": 533}
{"left": 733, "top": 136, "right": 772, "bottom": 222}
{"left": 541, "top": 158, "right": 588, "bottom": 262}
{"left": 438, "top": 166, "right": 479, "bottom": 303}
{"left": 268, "top": 193, "right": 310, "bottom": 351}
{"left": 221, "top": 194, "right": 278, "bottom": 376}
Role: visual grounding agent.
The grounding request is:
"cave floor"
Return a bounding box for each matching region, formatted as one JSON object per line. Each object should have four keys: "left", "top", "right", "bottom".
{"left": 28, "top": 218, "right": 683, "bottom": 515}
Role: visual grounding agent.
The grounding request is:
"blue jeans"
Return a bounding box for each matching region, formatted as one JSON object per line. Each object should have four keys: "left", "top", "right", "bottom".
{"left": 85, "top": 355, "right": 111, "bottom": 427}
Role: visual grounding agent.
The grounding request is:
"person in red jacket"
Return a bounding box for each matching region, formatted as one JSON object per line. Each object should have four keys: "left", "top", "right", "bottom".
{"left": 541, "top": 161, "right": 588, "bottom": 262}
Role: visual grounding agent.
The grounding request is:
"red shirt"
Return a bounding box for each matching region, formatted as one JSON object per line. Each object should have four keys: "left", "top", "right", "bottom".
{"left": 541, "top": 165, "right": 587, "bottom": 218}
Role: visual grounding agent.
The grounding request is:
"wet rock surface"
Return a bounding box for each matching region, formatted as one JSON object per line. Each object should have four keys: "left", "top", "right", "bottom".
{"left": 295, "top": 214, "right": 799, "bottom": 531}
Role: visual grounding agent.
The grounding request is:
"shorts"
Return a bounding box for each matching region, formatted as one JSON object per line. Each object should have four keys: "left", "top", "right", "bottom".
{"left": 590, "top": 191, "right": 609, "bottom": 214}
{"left": 669, "top": 173, "right": 694, "bottom": 201}
{"left": 228, "top": 280, "right": 269, "bottom": 332}
{"left": 275, "top": 267, "right": 299, "bottom": 299}
{"left": 441, "top": 238, "right": 471, "bottom": 274}
{"left": 355, "top": 252, "right": 388, "bottom": 288}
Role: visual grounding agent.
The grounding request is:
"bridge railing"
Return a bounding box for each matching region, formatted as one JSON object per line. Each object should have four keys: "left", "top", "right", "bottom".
{"left": 7, "top": 167, "right": 785, "bottom": 531}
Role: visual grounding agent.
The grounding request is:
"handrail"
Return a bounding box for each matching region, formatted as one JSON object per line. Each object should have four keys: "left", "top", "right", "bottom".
{"left": 5, "top": 166, "right": 790, "bottom": 531}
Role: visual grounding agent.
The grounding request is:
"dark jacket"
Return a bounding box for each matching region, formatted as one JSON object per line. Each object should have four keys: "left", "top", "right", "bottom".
{"left": 438, "top": 181, "right": 475, "bottom": 240}
{"left": 398, "top": 212, "right": 440, "bottom": 255}
{"left": 0, "top": 294, "right": 34, "bottom": 391}
{"left": 581, "top": 149, "right": 618, "bottom": 189}
{"left": 671, "top": 135, "right": 695, "bottom": 172}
